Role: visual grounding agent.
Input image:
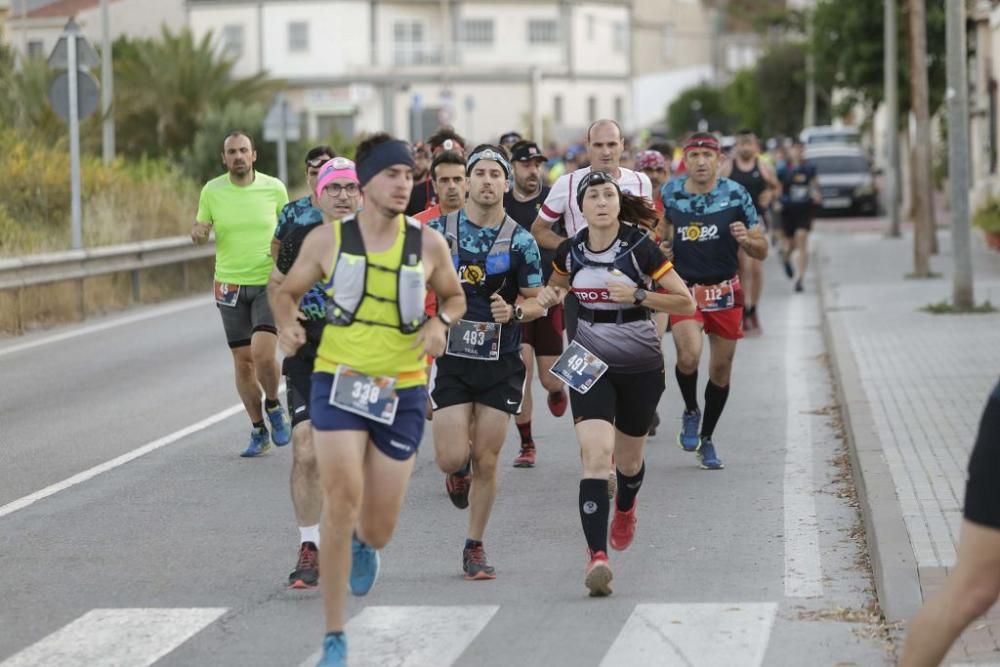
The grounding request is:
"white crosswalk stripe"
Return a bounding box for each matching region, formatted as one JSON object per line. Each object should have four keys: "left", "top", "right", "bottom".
{"left": 0, "top": 608, "right": 227, "bottom": 667}
{"left": 298, "top": 605, "right": 500, "bottom": 667}
{"left": 599, "top": 603, "right": 778, "bottom": 667}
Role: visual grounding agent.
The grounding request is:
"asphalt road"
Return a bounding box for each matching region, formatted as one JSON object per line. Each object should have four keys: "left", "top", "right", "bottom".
{"left": 0, "top": 244, "right": 894, "bottom": 667}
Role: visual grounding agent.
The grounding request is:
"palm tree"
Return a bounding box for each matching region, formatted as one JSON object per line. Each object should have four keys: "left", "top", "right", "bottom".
{"left": 113, "top": 27, "right": 281, "bottom": 159}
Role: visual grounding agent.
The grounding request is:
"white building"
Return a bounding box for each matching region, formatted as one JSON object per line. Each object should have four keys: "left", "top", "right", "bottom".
{"left": 186, "top": 0, "right": 633, "bottom": 145}
{"left": 4, "top": 0, "right": 186, "bottom": 62}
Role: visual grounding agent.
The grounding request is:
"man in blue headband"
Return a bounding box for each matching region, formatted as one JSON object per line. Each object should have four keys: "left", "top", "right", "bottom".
{"left": 273, "top": 132, "right": 467, "bottom": 667}
{"left": 427, "top": 143, "right": 549, "bottom": 581}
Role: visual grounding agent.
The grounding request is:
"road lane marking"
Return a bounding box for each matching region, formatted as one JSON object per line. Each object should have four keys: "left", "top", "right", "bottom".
{"left": 298, "top": 605, "right": 500, "bottom": 667}
{"left": 0, "top": 402, "right": 244, "bottom": 519}
{"left": 0, "top": 297, "right": 209, "bottom": 359}
{"left": 0, "top": 607, "right": 227, "bottom": 667}
{"left": 784, "top": 294, "right": 824, "bottom": 598}
{"left": 599, "top": 603, "right": 778, "bottom": 667}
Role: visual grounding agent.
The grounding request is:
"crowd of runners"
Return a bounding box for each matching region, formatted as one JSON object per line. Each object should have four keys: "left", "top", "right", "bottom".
{"left": 190, "top": 119, "right": 992, "bottom": 667}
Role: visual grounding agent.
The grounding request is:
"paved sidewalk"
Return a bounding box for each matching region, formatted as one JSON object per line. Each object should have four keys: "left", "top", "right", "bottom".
{"left": 816, "top": 220, "right": 1000, "bottom": 665}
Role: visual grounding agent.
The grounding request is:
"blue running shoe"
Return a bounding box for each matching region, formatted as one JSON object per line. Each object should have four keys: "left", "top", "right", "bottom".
{"left": 677, "top": 410, "right": 702, "bottom": 452}
{"left": 266, "top": 404, "right": 291, "bottom": 447}
{"left": 349, "top": 534, "right": 380, "bottom": 596}
{"left": 316, "top": 632, "right": 346, "bottom": 667}
{"left": 240, "top": 427, "right": 271, "bottom": 457}
{"left": 697, "top": 438, "right": 725, "bottom": 470}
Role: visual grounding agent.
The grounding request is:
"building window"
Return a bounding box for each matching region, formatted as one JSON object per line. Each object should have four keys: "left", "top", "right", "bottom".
{"left": 554, "top": 95, "right": 563, "bottom": 124}
{"left": 317, "top": 113, "right": 356, "bottom": 140}
{"left": 662, "top": 23, "right": 674, "bottom": 61}
{"left": 221, "top": 24, "right": 244, "bottom": 60}
{"left": 288, "top": 21, "right": 309, "bottom": 53}
{"left": 26, "top": 40, "right": 44, "bottom": 59}
{"left": 614, "top": 96, "right": 624, "bottom": 122}
{"left": 588, "top": 95, "right": 597, "bottom": 122}
{"left": 528, "top": 19, "right": 558, "bottom": 45}
{"left": 393, "top": 21, "right": 426, "bottom": 65}
{"left": 460, "top": 19, "right": 494, "bottom": 45}
{"left": 613, "top": 22, "right": 627, "bottom": 53}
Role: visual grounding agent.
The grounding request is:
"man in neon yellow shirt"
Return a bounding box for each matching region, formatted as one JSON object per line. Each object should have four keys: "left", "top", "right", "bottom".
{"left": 191, "top": 131, "right": 292, "bottom": 457}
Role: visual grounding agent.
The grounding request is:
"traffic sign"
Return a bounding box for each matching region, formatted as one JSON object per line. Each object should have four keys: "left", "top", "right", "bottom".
{"left": 263, "top": 97, "right": 300, "bottom": 142}
{"left": 49, "top": 70, "right": 100, "bottom": 122}
{"left": 47, "top": 19, "right": 100, "bottom": 70}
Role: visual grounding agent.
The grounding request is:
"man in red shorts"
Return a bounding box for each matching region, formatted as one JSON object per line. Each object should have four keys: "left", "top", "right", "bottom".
{"left": 504, "top": 140, "right": 568, "bottom": 467}
{"left": 660, "top": 133, "right": 768, "bottom": 470}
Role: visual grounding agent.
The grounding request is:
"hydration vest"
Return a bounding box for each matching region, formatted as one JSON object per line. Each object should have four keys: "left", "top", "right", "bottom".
{"left": 444, "top": 211, "right": 517, "bottom": 295}
{"left": 324, "top": 215, "right": 427, "bottom": 334}
{"left": 568, "top": 223, "right": 653, "bottom": 289}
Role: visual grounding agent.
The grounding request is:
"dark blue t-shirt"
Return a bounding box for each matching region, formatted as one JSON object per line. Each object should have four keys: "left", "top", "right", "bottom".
{"left": 779, "top": 162, "right": 818, "bottom": 209}
{"left": 429, "top": 210, "right": 543, "bottom": 355}
{"left": 661, "top": 176, "right": 758, "bottom": 285}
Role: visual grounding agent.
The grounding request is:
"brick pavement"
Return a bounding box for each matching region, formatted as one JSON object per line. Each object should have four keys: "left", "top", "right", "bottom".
{"left": 817, "top": 220, "right": 1000, "bottom": 665}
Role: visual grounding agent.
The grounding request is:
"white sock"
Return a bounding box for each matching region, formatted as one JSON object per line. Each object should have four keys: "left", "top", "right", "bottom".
{"left": 300, "top": 524, "right": 320, "bottom": 546}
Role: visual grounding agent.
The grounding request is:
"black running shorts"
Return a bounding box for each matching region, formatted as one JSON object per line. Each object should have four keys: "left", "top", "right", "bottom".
{"left": 430, "top": 354, "right": 526, "bottom": 415}
{"left": 964, "top": 382, "right": 1000, "bottom": 530}
{"left": 570, "top": 366, "right": 666, "bottom": 437}
{"left": 217, "top": 284, "right": 276, "bottom": 348}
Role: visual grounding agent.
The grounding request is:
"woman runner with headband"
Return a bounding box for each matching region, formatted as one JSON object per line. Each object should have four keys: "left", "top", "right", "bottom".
{"left": 537, "top": 170, "right": 695, "bottom": 597}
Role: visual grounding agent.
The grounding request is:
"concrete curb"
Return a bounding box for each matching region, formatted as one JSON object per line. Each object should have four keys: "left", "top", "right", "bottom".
{"left": 815, "top": 242, "right": 924, "bottom": 625}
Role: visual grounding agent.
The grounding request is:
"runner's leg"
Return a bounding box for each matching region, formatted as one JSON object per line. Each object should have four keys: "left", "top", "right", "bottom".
{"left": 468, "top": 405, "right": 511, "bottom": 541}
{"left": 231, "top": 346, "right": 263, "bottom": 423}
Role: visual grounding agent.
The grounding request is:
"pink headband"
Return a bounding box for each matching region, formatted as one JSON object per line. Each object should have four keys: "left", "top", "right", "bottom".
{"left": 315, "top": 157, "right": 359, "bottom": 198}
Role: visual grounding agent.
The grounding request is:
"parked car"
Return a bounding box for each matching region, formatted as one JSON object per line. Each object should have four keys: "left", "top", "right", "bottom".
{"left": 800, "top": 125, "right": 861, "bottom": 147}
{"left": 804, "top": 146, "right": 879, "bottom": 216}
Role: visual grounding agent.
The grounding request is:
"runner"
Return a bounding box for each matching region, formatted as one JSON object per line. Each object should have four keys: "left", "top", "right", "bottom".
{"left": 428, "top": 127, "right": 467, "bottom": 158}
{"left": 720, "top": 130, "right": 781, "bottom": 332}
{"left": 414, "top": 151, "right": 467, "bottom": 225}
{"left": 536, "top": 170, "right": 694, "bottom": 596}
{"left": 777, "top": 140, "right": 820, "bottom": 292}
{"left": 661, "top": 133, "right": 768, "bottom": 470}
{"left": 499, "top": 131, "right": 523, "bottom": 155}
{"left": 900, "top": 379, "right": 1000, "bottom": 667}
{"left": 503, "top": 140, "right": 568, "bottom": 468}
{"left": 267, "top": 156, "right": 361, "bottom": 590}
{"left": 405, "top": 142, "right": 433, "bottom": 216}
{"left": 428, "top": 144, "right": 547, "bottom": 580}
{"left": 270, "top": 145, "right": 334, "bottom": 260}
{"left": 191, "top": 130, "right": 292, "bottom": 457}
{"left": 272, "top": 133, "right": 466, "bottom": 667}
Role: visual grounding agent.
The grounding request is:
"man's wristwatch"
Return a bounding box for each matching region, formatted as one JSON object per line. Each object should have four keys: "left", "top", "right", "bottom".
{"left": 437, "top": 311, "right": 453, "bottom": 327}
{"left": 514, "top": 304, "right": 525, "bottom": 321}
{"left": 633, "top": 288, "right": 648, "bottom": 306}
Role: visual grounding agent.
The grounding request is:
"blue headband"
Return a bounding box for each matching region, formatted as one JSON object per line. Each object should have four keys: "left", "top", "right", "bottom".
{"left": 466, "top": 149, "right": 511, "bottom": 180}
{"left": 357, "top": 140, "right": 416, "bottom": 188}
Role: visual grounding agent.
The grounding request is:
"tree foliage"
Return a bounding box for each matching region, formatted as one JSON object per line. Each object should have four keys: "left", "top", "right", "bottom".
{"left": 667, "top": 84, "right": 733, "bottom": 136}
{"left": 811, "top": 0, "right": 947, "bottom": 122}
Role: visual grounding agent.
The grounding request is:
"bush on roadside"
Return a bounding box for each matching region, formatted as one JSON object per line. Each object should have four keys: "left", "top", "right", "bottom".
{"left": 973, "top": 197, "right": 1000, "bottom": 234}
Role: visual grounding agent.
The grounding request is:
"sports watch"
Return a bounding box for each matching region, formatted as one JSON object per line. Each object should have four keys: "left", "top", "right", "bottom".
{"left": 633, "top": 288, "right": 648, "bottom": 306}
{"left": 437, "top": 311, "right": 454, "bottom": 327}
{"left": 514, "top": 304, "right": 525, "bottom": 321}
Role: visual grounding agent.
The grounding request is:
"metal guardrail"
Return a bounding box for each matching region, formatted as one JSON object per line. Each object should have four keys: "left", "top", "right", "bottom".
{"left": 0, "top": 237, "right": 215, "bottom": 291}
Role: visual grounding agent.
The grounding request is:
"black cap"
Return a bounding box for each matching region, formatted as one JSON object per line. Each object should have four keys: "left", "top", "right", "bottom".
{"left": 510, "top": 141, "right": 546, "bottom": 162}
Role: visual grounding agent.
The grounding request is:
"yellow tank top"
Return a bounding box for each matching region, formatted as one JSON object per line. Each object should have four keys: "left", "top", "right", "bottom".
{"left": 314, "top": 216, "right": 427, "bottom": 388}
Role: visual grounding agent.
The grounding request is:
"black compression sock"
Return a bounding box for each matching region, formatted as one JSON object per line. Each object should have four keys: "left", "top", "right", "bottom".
{"left": 264, "top": 398, "right": 280, "bottom": 410}
{"left": 464, "top": 538, "right": 482, "bottom": 551}
{"left": 615, "top": 462, "right": 646, "bottom": 512}
{"left": 701, "top": 381, "right": 731, "bottom": 439}
{"left": 252, "top": 420, "right": 266, "bottom": 431}
{"left": 675, "top": 367, "right": 699, "bottom": 413}
{"left": 579, "top": 479, "right": 610, "bottom": 554}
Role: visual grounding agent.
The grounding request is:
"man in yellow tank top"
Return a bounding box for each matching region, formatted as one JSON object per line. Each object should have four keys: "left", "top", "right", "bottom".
{"left": 272, "top": 133, "right": 465, "bottom": 667}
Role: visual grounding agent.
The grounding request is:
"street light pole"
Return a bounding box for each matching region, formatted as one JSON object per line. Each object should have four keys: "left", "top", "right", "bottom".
{"left": 101, "top": 0, "right": 114, "bottom": 165}
{"left": 947, "top": 0, "right": 974, "bottom": 309}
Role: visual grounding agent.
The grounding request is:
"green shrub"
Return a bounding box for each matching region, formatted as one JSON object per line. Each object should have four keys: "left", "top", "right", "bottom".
{"left": 973, "top": 197, "right": 1000, "bottom": 234}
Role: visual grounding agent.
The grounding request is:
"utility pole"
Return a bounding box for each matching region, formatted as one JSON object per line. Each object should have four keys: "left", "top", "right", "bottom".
{"left": 101, "top": 0, "right": 114, "bottom": 165}
{"left": 908, "top": 0, "right": 933, "bottom": 277}
{"left": 803, "top": 10, "right": 816, "bottom": 129}
{"left": 885, "top": 0, "right": 901, "bottom": 237}
{"left": 946, "top": 0, "right": 974, "bottom": 309}
{"left": 68, "top": 24, "right": 83, "bottom": 250}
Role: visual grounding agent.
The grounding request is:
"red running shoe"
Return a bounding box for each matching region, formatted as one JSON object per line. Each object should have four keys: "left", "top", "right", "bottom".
{"left": 609, "top": 500, "right": 638, "bottom": 551}
{"left": 547, "top": 389, "right": 568, "bottom": 417}
{"left": 513, "top": 443, "right": 536, "bottom": 468}
{"left": 446, "top": 468, "right": 471, "bottom": 509}
{"left": 585, "top": 550, "right": 613, "bottom": 597}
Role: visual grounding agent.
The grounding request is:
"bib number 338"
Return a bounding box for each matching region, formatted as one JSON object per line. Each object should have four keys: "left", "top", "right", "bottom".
{"left": 330, "top": 367, "right": 399, "bottom": 425}
{"left": 550, "top": 341, "right": 609, "bottom": 395}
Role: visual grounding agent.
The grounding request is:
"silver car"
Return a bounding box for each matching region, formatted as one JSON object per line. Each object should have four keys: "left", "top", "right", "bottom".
{"left": 804, "top": 146, "right": 879, "bottom": 216}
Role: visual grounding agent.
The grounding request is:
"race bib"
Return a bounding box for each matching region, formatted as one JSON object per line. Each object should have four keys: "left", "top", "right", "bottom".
{"left": 692, "top": 280, "right": 735, "bottom": 312}
{"left": 214, "top": 281, "right": 239, "bottom": 307}
{"left": 330, "top": 367, "right": 399, "bottom": 425}
{"left": 550, "top": 340, "right": 609, "bottom": 395}
{"left": 789, "top": 184, "right": 810, "bottom": 203}
{"left": 446, "top": 320, "right": 501, "bottom": 361}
